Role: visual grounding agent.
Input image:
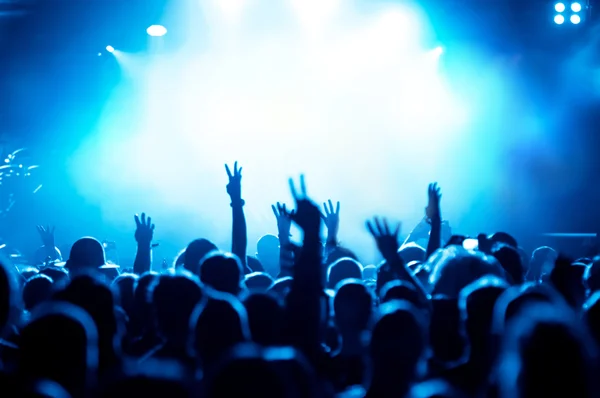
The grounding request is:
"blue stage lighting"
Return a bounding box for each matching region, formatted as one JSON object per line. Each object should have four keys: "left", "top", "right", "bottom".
{"left": 106, "top": 45, "right": 115, "bottom": 53}
{"left": 554, "top": 14, "right": 565, "bottom": 24}
{"left": 147, "top": 25, "right": 167, "bottom": 37}
{"left": 555, "top": 2, "right": 566, "bottom": 12}
{"left": 570, "top": 14, "right": 581, "bottom": 24}
{"left": 571, "top": 2, "right": 582, "bottom": 12}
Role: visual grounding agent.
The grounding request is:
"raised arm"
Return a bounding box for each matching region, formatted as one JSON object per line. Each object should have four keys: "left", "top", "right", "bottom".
{"left": 367, "top": 217, "right": 429, "bottom": 304}
{"left": 36, "top": 225, "right": 61, "bottom": 263}
{"left": 321, "top": 200, "right": 340, "bottom": 254}
{"left": 425, "top": 183, "right": 442, "bottom": 259}
{"left": 272, "top": 202, "right": 295, "bottom": 277}
{"left": 285, "top": 175, "right": 323, "bottom": 359}
{"left": 225, "top": 161, "right": 249, "bottom": 273}
{"left": 133, "top": 213, "right": 155, "bottom": 275}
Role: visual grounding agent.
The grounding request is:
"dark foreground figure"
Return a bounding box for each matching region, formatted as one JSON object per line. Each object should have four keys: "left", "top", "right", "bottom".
{"left": 1, "top": 162, "right": 599, "bottom": 398}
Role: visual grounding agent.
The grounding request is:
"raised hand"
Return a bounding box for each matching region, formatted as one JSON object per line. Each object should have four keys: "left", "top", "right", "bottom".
{"left": 321, "top": 200, "right": 340, "bottom": 240}
{"left": 289, "top": 175, "right": 321, "bottom": 236}
{"left": 425, "top": 183, "right": 442, "bottom": 222}
{"left": 134, "top": 212, "right": 155, "bottom": 245}
{"left": 366, "top": 217, "right": 401, "bottom": 262}
{"left": 36, "top": 225, "right": 55, "bottom": 248}
{"left": 225, "top": 161, "right": 243, "bottom": 203}
{"left": 272, "top": 202, "right": 294, "bottom": 241}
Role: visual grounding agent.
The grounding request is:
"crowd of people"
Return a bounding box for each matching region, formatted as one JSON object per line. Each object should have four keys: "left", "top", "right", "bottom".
{"left": 0, "top": 161, "right": 599, "bottom": 397}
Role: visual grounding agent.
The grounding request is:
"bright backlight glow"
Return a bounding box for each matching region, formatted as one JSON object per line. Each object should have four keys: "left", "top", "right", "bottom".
{"left": 105, "top": 45, "right": 115, "bottom": 53}
{"left": 554, "top": 14, "right": 565, "bottom": 24}
{"left": 571, "top": 2, "right": 582, "bottom": 12}
{"left": 570, "top": 14, "right": 581, "bottom": 24}
{"left": 555, "top": 3, "right": 566, "bottom": 12}
{"left": 147, "top": 25, "right": 168, "bottom": 37}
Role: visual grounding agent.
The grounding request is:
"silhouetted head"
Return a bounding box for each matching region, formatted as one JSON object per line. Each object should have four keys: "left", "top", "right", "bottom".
{"left": 40, "top": 266, "right": 69, "bottom": 285}
{"left": 488, "top": 232, "right": 518, "bottom": 249}
{"left": 205, "top": 344, "right": 288, "bottom": 398}
{"left": 584, "top": 256, "right": 600, "bottom": 293}
{"left": 183, "top": 239, "right": 218, "bottom": 274}
{"left": 527, "top": 246, "right": 557, "bottom": 282}
{"left": 112, "top": 273, "right": 138, "bottom": 318}
{"left": 66, "top": 237, "right": 106, "bottom": 273}
{"left": 270, "top": 277, "right": 293, "bottom": 298}
{"left": 498, "top": 302, "right": 598, "bottom": 398}
{"left": 256, "top": 234, "right": 279, "bottom": 276}
{"left": 334, "top": 279, "right": 373, "bottom": 335}
{"left": 152, "top": 271, "right": 203, "bottom": 343}
{"left": 327, "top": 258, "right": 363, "bottom": 289}
{"left": 246, "top": 256, "right": 263, "bottom": 273}
{"left": 492, "top": 283, "right": 563, "bottom": 336}
{"left": 379, "top": 280, "right": 421, "bottom": 308}
{"left": 53, "top": 273, "right": 120, "bottom": 371}
{"left": 325, "top": 246, "right": 360, "bottom": 268}
{"left": 23, "top": 274, "right": 54, "bottom": 311}
{"left": 190, "top": 291, "right": 250, "bottom": 368}
{"left": 370, "top": 300, "right": 427, "bottom": 394}
{"left": 428, "top": 246, "right": 506, "bottom": 299}
{"left": 244, "top": 272, "right": 275, "bottom": 292}
{"left": 492, "top": 244, "right": 524, "bottom": 284}
{"left": 243, "top": 292, "right": 284, "bottom": 346}
{"left": 199, "top": 252, "right": 243, "bottom": 295}
{"left": 399, "top": 243, "right": 427, "bottom": 264}
{"left": 0, "top": 257, "right": 20, "bottom": 334}
{"left": 19, "top": 302, "right": 99, "bottom": 397}
{"left": 459, "top": 276, "right": 508, "bottom": 364}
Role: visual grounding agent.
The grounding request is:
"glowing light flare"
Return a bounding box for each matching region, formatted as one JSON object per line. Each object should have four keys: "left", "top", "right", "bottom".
{"left": 213, "top": 0, "right": 248, "bottom": 22}
{"left": 106, "top": 45, "right": 115, "bottom": 53}
{"left": 289, "top": 0, "right": 340, "bottom": 32}
{"left": 570, "top": 14, "right": 581, "bottom": 24}
{"left": 147, "top": 25, "right": 168, "bottom": 37}
{"left": 362, "top": 8, "right": 425, "bottom": 55}
{"left": 554, "top": 14, "right": 565, "bottom": 24}
{"left": 555, "top": 3, "right": 566, "bottom": 12}
{"left": 571, "top": 2, "right": 582, "bottom": 12}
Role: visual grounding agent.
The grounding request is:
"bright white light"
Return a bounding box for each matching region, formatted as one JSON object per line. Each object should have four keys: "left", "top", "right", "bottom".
{"left": 214, "top": 0, "right": 248, "bottom": 22}
{"left": 571, "top": 2, "right": 582, "bottom": 12}
{"left": 106, "top": 45, "right": 115, "bottom": 53}
{"left": 570, "top": 14, "right": 581, "bottom": 24}
{"left": 73, "top": 1, "right": 474, "bottom": 263}
{"left": 555, "top": 3, "right": 566, "bottom": 12}
{"left": 554, "top": 14, "right": 565, "bottom": 24}
{"left": 433, "top": 46, "right": 444, "bottom": 56}
{"left": 147, "top": 25, "right": 167, "bottom": 37}
{"left": 290, "top": 0, "right": 340, "bottom": 32}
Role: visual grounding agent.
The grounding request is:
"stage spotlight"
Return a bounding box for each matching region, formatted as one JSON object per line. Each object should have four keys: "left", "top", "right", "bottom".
{"left": 554, "top": 14, "right": 565, "bottom": 24}
{"left": 106, "top": 45, "right": 115, "bottom": 53}
{"left": 571, "top": 2, "right": 582, "bottom": 12}
{"left": 570, "top": 14, "right": 581, "bottom": 24}
{"left": 147, "top": 25, "right": 167, "bottom": 37}
{"left": 555, "top": 2, "right": 566, "bottom": 12}
{"left": 433, "top": 46, "right": 443, "bottom": 56}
